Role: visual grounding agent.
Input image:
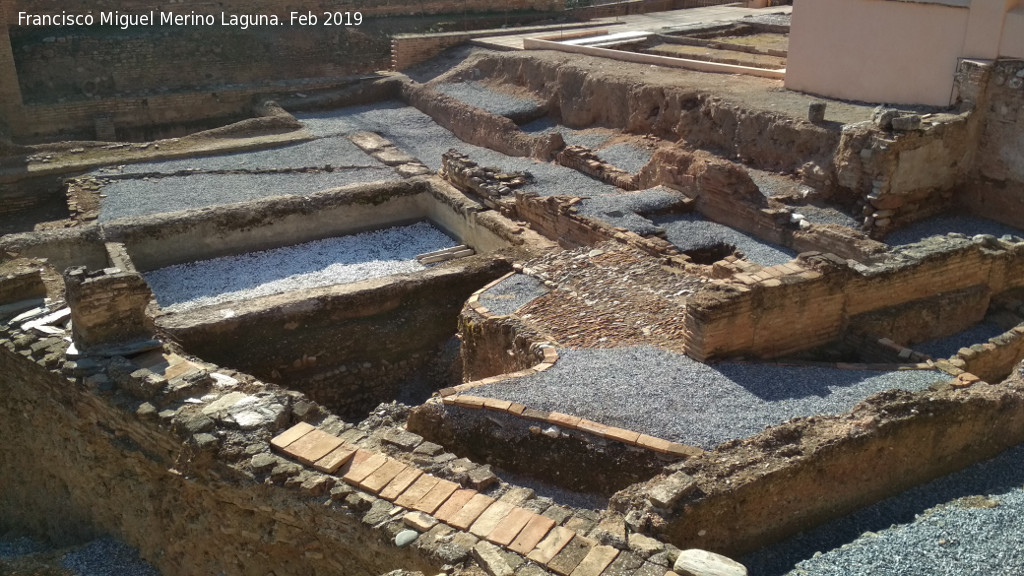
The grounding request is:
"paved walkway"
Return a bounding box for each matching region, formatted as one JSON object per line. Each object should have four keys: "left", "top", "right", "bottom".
{"left": 473, "top": 4, "right": 792, "bottom": 50}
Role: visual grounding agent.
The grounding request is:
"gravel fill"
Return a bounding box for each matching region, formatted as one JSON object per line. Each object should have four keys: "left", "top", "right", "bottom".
{"left": 479, "top": 273, "right": 550, "bottom": 317}
{"left": 62, "top": 537, "right": 160, "bottom": 576}
{"left": 98, "top": 169, "right": 395, "bottom": 221}
{"left": 104, "top": 136, "right": 384, "bottom": 175}
{"left": 745, "top": 442, "right": 1024, "bottom": 576}
{"left": 576, "top": 187, "right": 686, "bottom": 236}
{"left": 748, "top": 168, "right": 804, "bottom": 198}
{"left": 595, "top": 142, "right": 654, "bottom": 174}
{"left": 742, "top": 12, "right": 791, "bottom": 27}
{"left": 521, "top": 118, "right": 615, "bottom": 149}
{"left": 792, "top": 204, "right": 860, "bottom": 228}
{"left": 297, "top": 102, "right": 622, "bottom": 197}
{"left": 144, "top": 221, "right": 457, "bottom": 313}
{"left": 913, "top": 322, "right": 1007, "bottom": 359}
{"left": 0, "top": 535, "right": 47, "bottom": 558}
{"left": 884, "top": 216, "right": 1024, "bottom": 246}
{"left": 653, "top": 212, "right": 797, "bottom": 266}
{"left": 433, "top": 81, "right": 544, "bottom": 119}
{"left": 471, "top": 346, "right": 943, "bottom": 450}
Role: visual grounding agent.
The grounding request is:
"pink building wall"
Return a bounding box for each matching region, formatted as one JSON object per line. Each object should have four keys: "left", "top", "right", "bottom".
{"left": 787, "top": 0, "right": 1023, "bottom": 106}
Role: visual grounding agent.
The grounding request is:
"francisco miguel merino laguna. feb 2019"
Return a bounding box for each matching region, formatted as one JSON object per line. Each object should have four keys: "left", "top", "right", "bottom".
{"left": 17, "top": 11, "right": 363, "bottom": 30}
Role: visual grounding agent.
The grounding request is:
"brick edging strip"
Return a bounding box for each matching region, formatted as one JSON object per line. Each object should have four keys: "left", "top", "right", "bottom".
{"left": 441, "top": 394, "right": 704, "bottom": 459}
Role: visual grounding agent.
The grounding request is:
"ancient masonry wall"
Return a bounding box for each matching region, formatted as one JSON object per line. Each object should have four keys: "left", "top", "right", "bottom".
{"left": 1, "top": 0, "right": 567, "bottom": 140}
{"left": 960, "top": 59, "right": 1024, "bottom": 230}
{"left": 621, "top": 371, "right": 1024, "bottom": 557}
{"left": 158, "top": 260, "right": 511, "bottom": 420}
{"left": 683, "top": 239, "right": 1024, "bottom": 361}
{"left": 0, "top": 335, "right": 448, "bottom": 576}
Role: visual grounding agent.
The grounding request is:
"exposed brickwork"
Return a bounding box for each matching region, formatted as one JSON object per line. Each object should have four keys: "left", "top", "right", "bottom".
{"left": 63, "top": 266, "right": 154, "bottom": 351}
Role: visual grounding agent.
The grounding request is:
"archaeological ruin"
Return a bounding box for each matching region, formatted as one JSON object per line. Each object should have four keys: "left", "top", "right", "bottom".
{"left": 2, "top": 0, "right": 1024, "bottom": 575}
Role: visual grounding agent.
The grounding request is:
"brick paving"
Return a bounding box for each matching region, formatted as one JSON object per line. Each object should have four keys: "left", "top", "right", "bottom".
{"left": 271, "top": 422, "right": 643, "bottom": 576}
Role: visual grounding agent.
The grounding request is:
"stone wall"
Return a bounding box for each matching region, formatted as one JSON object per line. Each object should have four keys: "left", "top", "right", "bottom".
{"left": 848, "top": 284, "right": 991, "bottom": 349}
{"left": 612, "top": 372, "right": 1024, "bottom": 557}
{"left": 0, "top": 266, "right": 45, "bottom": 303}
{"left": 1, "top": 0, "right": 567, "bottom": 140}
{"left": 0, "top": 331, "right": 450, "bottom": 576}
{"left": 464, "top": 52, "right": 842, "bottom": 173}
{"left": 64, "top": 266, "right": 154, "bottom": 350}
{"left": 960, "top": 59, "right": 1024, "bottom": 230}
{"left": 159, "top": 259, "right": 511, "bottom": 420}
{"left": 683, "top": 237, "right": 1024, "bottom": 361}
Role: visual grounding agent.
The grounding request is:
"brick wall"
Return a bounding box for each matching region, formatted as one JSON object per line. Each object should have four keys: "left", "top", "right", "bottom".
{"left": 0, "top": 267, "right": 45, "bottom": 304}
{"left": 684, "top": 240, "right": 1024, "bottom": 360}
{"left": 64, "top": 266, "right": 154, "bottom": 350}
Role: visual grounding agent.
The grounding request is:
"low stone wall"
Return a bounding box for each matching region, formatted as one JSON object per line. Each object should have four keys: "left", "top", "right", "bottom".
{"left": 951, "top": 324, "right": 1024, "bottom": 384}
{"left": 683, "top": 237, "right": 1024, "bottom": 361}
{"left": 458, "top": 278, "right": 551, "bottom": 382}
{"left": 400, "top": 81, "right": 562, "bottom": 161}
{"left": 409, "top": 398, "right": 690, "bottom": 495}
{"left": 848, "top": 284, "right": 991, "bottom": 348}
{"left": 158, "top": 258, "right": 511, "bottom": 420}
{"left": 0, "top": 265, "right": 45, "bottom": 303}
{"left": 612, "top": 372, "right": 1024, "bottom": 558}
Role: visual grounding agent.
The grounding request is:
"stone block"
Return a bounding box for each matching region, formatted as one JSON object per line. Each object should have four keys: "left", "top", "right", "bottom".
{"left": 673, "top": 549, "right": 748, "bottom": 576}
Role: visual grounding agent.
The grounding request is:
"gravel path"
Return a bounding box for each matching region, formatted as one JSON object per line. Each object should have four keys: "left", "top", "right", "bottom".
{"left": 479, "top": 274, "right": 550, "bottom": 316}
{"left": 595, "top": 142, "right": 654, "bottom": 174}
{"left": 744, "top": 442, "right": 1024, "bottom": 576}
{"left": 297, "top": 102, "right": 622, "bottom": 197}
{"left": 913, "top": 322, "right": 1007, "bottom": 359}
{"left": 433, "top": 81, "right": 544, "bottom": 119}
{"left": 521, "top": 118, "right": 615, "bottom": 149}
{"left": 653, "top": 213, "right": 797, "bottom": 266}
{"left": 471, "top": 346, "right": 943, "bottom": 449}
{"left": 144, "top": 222, "right": 457, "bottom": 313}
{"left": 98, "top": 169, "right": 395, "bottom": 222}
{"left": 576, "top": 187, "right": 686, "bottom": 236}
{"left": 884, "top": 216, "right": 1024, "bottom": 246}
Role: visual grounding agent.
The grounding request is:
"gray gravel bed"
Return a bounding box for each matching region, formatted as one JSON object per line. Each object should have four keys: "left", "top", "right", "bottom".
{"left": 913, "top": 322, "right": 1007, "bottom": 359}
{"left": 521, "top": 118, "right": 615, "bottom": 149}
{"left": 101, "top": 136, "right": 384, "bottom": 175}
{"left": 297, "top": 102, "right": 622, "bottom": 197}
{"left": 744, "top": 442, "right": 1024, "bottom": 576}
{"left": 748, "top": 168, "right": 804, "bottom": 198}
{"left": 653, "top": 212, "right": 797, "bottom": 266}
{"left": 576, "top": 186, "right": 686, "bottom": 236}
{"left": 98, "top": 169, "right": 395, "bottom": 221}
{"left": 791, "top": 204, "right": 860, "bottom": 228}
{"left": 0, "top": 535, "right": 47, "bottom": 558}
{"left": 884, "top": 216, "right": 1024, "bottom": 246}
{"left": 594, "top": 142, "right": 654, "bottom": 174}
{"left": 144, "top": 221, "right": 457, "bottom": 313}
{"left": 471, "top": 346, "right": 943, "bottom": 450}
{"left": 742, "top": 12, "right": 791, "bottom": 28}
{"left": 433, "top": 81, "right": 544, "bottom": 119}
{"left": 62, "top": 537, "right": 160, "bottom": 576}
{"left": 479, "top": 273, "right": 550, "bottom": 317}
